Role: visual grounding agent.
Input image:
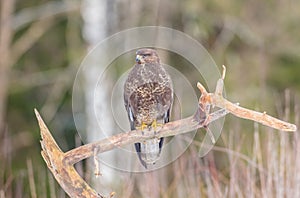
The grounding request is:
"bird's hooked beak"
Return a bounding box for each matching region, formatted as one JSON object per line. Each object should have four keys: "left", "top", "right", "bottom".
{"left": 135, "top": 54, "right": 144, "bottom": 64}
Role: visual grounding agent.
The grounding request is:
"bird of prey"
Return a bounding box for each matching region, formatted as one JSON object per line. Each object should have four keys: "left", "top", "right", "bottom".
{"left": 124, "top": 48, "right": 173, "bottom": 168}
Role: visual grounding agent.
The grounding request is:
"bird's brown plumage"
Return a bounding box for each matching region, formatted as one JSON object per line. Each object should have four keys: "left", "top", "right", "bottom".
{"left": 124, "top": 48, "right": 173, "bottom": 168}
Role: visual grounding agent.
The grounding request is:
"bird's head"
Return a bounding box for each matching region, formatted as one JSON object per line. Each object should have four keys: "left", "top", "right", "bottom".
{"left": 135, "top": 48, "right": 160, "bottom": 64}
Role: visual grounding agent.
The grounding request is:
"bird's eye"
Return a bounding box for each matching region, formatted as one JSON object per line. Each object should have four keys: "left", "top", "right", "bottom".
{"left": 143, "top": 53, "right": 151, "bottom": 57}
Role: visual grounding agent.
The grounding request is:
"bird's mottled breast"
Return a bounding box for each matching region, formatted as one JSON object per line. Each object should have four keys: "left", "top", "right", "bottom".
{"left": 124, "top": 63, "right": 173, "bottom": 124}
{"left": 124, "top": 63, "right": 172, "bottom": 103}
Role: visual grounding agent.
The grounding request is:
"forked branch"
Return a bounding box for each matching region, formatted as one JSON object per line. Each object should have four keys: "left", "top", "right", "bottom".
{"left": 197, "top": 65, "right": 297, "bottom": 132}
{"left": 35, "top": 66, "right": 297, "bottom": 198}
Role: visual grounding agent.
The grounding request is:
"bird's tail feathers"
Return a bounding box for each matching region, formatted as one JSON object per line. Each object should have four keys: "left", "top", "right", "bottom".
{"left": 138, "top": 138, "right": 162, "bottom": 168}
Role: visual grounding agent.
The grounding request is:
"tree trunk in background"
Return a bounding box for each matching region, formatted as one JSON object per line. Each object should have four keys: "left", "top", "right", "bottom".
{"left": 81, "top": 0, "right": 117, "bottom": 194}
{"left": 0, "top": 0, "right": 15, "bottom": 133}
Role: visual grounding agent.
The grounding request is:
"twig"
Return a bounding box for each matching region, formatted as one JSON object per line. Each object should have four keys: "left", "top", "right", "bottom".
{"left": 93, "top": 148, "right": 101, "bottom": 177}
{"left": 35, "top": 66, "right": 297, "bottom": 197}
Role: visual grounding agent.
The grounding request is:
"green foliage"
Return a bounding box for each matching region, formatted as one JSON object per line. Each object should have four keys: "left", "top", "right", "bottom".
{"left": 269, "top": 54, "right": 300, "bottom": 91}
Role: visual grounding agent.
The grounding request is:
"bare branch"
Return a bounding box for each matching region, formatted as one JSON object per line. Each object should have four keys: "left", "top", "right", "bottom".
{"left": 198, "top": 66, "right": 297, "bottom": 132}
{"left": 35, "top": 66, "right": 297, "bottom": 197}
{"left": 64, "top": 115, "right": 209, "bottom": 165}
{"left": 35, "top": 109, "right": 103, "bottom": 198}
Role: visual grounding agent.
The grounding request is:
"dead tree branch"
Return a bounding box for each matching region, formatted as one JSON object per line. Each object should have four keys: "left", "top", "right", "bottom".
{"left": 35, "top": 66, "right": 297, "bottom": 198}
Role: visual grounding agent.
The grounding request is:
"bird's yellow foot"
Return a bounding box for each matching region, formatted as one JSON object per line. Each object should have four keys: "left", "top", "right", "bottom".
{"left": 136, "top": 120, "right": 163, "bottom": 132}
{"left": 151, "top": 120, "right": 163, "bottom": 132}
{"left": 136, "top": 122, "right": 148, "bottom": 131}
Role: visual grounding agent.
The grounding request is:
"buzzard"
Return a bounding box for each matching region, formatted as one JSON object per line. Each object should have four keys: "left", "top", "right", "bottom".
{"left": 124, "top": 48, "right": 173, "bottom": 168}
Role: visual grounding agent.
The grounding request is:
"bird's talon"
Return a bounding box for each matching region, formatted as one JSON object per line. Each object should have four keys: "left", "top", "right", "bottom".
{"left": 151, "top": 120, "right": 163, "bottom": 132}
{"left": 137, "top": 122, "right": 148, "bottom": 131}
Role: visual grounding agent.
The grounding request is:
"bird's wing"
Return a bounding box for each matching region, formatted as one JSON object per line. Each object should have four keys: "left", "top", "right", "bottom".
{"left": 125, "top": 102, "right": 146, "bottom": 166}
{"left": 125, "top": 104, "right": 135, "bottom": 130}
{"left": 158, "top": 108, "right": 171, "bottom": 152}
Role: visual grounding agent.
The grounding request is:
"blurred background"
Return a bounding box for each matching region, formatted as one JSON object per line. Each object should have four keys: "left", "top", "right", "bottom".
{"left": 1, "top": 0, "right": 299, "bottom": 197}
